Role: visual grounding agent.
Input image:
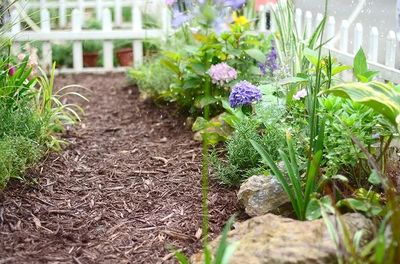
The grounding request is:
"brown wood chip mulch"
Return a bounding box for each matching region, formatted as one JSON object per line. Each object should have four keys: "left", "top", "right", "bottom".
{"left": 0, "top": 73, "right": 239, "bottom": 264}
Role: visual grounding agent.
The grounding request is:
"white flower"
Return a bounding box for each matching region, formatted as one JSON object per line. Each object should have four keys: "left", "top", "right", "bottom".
{"left": 293, "top": 89, "right": 307, "bottom": 100}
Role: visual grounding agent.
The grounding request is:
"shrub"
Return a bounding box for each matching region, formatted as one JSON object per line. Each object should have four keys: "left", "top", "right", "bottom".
{"left": 211, "top": 110, "right": 287, "bottom": 186}
{"left": 128, "top": 56, "right": 174, "bottom": 98}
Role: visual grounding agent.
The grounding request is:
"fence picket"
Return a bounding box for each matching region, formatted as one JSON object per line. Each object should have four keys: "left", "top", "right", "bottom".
{"left": 326, "top": 16, "right": 335, "bottom": 48}
{"left": 385, "top": 31, "right": 396, "bottom": 68}
{"left": 72, "top": 9, "right": 83, "bottom": 71}
{"left": 339, "top": 20, "right": 349, "bottom": 53}
{"left": 368, "top": 27, "right": 379, "bottom": 63}
{"left": 59, "top": 0, "right": 67, "bottom": 28}
{"left": 305, "top": 11, "right": 312, "bottom": 39}
{"left": 115, "top": 0, "right": 122, "bottom": 27}
{"left": 132, "top": 4, "right": 143, "bottom": 67}
{"left": 295, "top": 8, "right": 302, "bottom": 37}
{"left": 41, "top": 9, "right": 52, "bottom": 69}
{"left": 102, "top": 8, "right": 113, "bottom": 70}
{"left": 258, "top": 5, "right": 267, "bottom": 32}
{"left": 10, "top": 9, "right": 21, "bottom": 55}
{"left": 353, "top": 23, "right": 363, "bottom": 54}
{"left": 96, "top": 0, "right": 103, "bottom": 21}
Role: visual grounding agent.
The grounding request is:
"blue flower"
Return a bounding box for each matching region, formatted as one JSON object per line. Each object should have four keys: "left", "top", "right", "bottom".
{"left": 229, "top": 81, "right": 262, "bottom": 108}
{"left": 172, "top": 11, "right": 192, "bottom": 28}
{"left": 221, "top": 0, "right": 246, "bottom": 10}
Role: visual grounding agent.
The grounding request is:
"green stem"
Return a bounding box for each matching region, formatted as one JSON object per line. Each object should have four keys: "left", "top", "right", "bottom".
{"left": 201, "top": 79, "right": 211, "bottom": 249}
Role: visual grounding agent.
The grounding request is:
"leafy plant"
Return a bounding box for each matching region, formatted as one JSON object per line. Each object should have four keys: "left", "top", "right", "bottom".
{"left": 128, "top": 56, "right": 174, "bottom": 98}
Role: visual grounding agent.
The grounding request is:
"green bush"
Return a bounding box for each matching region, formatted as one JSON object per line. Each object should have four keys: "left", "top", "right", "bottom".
{"left": 128, "top": 56, "right": 174, "bottom": 98}
{"left": 211, "top": 111, "right": 287, "bottom": 186}
{"left": 0, "top": 136, "right": 42, "bottom": 187}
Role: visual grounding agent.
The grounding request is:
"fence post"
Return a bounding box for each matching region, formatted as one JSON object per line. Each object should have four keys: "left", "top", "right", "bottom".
{"left": 353, "top": 23, "right": 363, "bottom": 54}
{"left": 295, "top": 8, "right": 302, "bottom": 37}
{"left": 59, "top": 0, "right": 67, "bottom": 28}
{"left": 339, "top": 19, "right": 349, "bottom": 53}
{"left": 305, "top": 11, "right": 312, "bottom": 39}
{"left": 385, "top": 31, "right": 396, "bottom": 68}
{"left": 96, "top": 0, "right": 102, "bottom": 21}
{"left": 326, "top": 16, "right": 335, "bottom": 48}
{"left": 72, "top": 9, "right": 83, "bottom": 71}
{"left": 258, "top": 5, "right": 266, "bottom": 32}
{"left": 41, "top": 9, "right": 52, "bottom": 70}
{"left": 368, "top": 27, "right": 379, "bottom": 63}
{"left": 103, "top": 8, "right": 113, "bottom": 70}
{"left": 78, "top": 0, "right": 84, "bottom": 24}
{"left": 132, "top": 4, "right": 143, "bottom": 67}
{"left": 10, "top": 9, "right": 21, "bottom": 55}
{"left": 115, "top": 0, "right": 122, "bottom": 27}
{"left": 161, "top": 3, "right": 171, "bottom": 40}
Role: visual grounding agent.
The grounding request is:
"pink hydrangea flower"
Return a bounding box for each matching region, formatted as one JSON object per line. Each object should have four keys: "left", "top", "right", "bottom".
{"left": 293, "top": 89, "right": 308, "bottom": 100}
{"left": 208, "top": 63, "right": 237, "bottom": 86}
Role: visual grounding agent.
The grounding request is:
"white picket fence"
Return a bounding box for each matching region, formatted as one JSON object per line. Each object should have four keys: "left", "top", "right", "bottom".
{"left": 18, "top": 0, "right": 162, "bottom": 28}
{"left": 9, "top": 3, "right": 171, "bottom": 73}
{"left": 258, "top": 5, "right": 400, "bottom": 83}
{"left": 8, "top": 1, "right": 400, "bottom": 82}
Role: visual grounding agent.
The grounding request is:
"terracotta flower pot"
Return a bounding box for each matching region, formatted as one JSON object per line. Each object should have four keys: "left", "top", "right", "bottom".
{"left": 116, "top": 48, "right": 133, "bottom": 66}
{"left": 83, "top": 52, "right": 98, "bottom": 67}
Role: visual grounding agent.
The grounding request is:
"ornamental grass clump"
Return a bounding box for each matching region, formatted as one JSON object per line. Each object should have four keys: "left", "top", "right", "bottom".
{"left": 208, "top": 63, "right": 237, "bottom": 86}
{"left": 229, "top": 81, "right": 262, "bottom": 108}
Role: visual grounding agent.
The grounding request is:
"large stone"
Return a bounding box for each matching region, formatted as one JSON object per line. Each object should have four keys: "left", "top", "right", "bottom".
{"left": 192, "top": 213, "right": 374, "bottom": 264}
{"left": 237, "top": 175, "right": 289, "bottom": 217}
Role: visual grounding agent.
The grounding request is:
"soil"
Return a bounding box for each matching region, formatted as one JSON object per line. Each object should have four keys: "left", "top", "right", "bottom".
{"left": 0, "top": 73, "right": 239, "bottom": 264}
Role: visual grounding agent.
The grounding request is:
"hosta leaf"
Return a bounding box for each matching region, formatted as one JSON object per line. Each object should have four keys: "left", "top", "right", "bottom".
{"left": 245, "top": 48, "right": 266, "bottom": 64}
{"left": 326, "top": 81, "right": 400, "bottom": 130}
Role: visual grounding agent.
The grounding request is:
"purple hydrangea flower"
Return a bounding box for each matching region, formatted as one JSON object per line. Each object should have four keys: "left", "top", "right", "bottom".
{"left": 293, "top": 89, "right": 307, "bottom": 100}
{"left": 229, "top": 81, "right": 262, "bottom": 108}
{"left": 171, "top": 11, "right": 192, "bottom": 28}
{"left": 208, "top": 63, "right": 237, "bottom": 85}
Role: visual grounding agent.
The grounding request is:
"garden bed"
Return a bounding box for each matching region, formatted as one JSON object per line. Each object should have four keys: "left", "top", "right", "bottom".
{"left": 0, "top": 73, "right": 239, "bottom": 263}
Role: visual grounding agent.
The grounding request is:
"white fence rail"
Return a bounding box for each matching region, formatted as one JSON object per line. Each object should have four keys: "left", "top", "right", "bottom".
{"left": 9, "top": 2, "right": 400, "bottom": 82}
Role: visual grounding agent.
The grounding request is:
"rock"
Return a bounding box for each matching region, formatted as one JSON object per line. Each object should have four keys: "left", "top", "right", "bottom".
{"left": 192, "top": 213, "right": 374, "bottom": 264}
{"left": 237, "top": 175, "right": 289, "bottom": 217}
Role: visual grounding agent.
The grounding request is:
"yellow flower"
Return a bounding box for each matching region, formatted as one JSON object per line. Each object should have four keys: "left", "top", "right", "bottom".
{"left": 232, "top": 12, "right": 248, "bottom": 26}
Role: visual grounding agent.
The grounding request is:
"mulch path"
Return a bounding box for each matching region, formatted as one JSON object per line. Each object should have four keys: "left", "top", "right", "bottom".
{"left": 0, "top": 73, "right": 239, "bottom": 264}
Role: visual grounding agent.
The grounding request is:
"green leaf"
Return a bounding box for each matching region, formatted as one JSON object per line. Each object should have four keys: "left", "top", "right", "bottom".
{"left": 306, "top": 198, "right": 321, "bottom": 220}
{"left": 160, "top": 59, "right": 180, "bottom": 74}
{"left": 279, "top": 77, "right": 308, "bottom": 86}
{"left": 175, "top": 251, "right": 190, "bottom": 264}
{"left": 332, "top": 65, "right": 352, "bottom": 76}
{"left": 192, "top": 117, "right": 208, "bottom": 132}
{"left": 303, "top": 48, "right": 319, "bottom": 67}
{"left": 245, "top": 48, "right": 266, "bottom": 64}
{"left": 191, "top": 63, "right": 208, "bottom": 76}
{"left": 353, "top": 48, "right": 368, "bottom": 77}
{"left": 196, "top": 96, "right": 219, "bottom": 108}
{"left": 368, "top": 169, "right": 381, "bottom": 185}
{"left": 337, "top": 198, "right": 368, "bottom": 212}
